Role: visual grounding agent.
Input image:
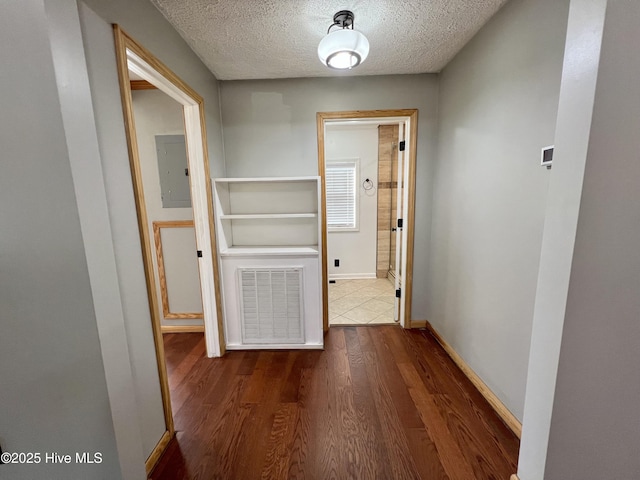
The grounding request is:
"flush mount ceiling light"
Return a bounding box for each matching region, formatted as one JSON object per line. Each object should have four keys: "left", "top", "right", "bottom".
{"left": 318, "top": 10, "right": 370, "bottom": 70}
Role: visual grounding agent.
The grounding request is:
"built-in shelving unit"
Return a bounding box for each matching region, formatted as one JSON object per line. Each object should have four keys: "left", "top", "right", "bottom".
{"left": 214, "top": 176, "right": 321, "bottom": 256}
{"left": 219, "top": 213, "right": 318, "bottom": 220}
{"left": 213, "top": 177, "right": 323, "bottom": 349}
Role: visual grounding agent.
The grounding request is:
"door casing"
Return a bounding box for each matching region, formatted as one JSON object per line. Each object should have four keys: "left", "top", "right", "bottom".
{"left": 316, "top": 109, "right": 419, "bottom": 330}
{"left": 113, "top": 25, "right": 225, "bottom": 473}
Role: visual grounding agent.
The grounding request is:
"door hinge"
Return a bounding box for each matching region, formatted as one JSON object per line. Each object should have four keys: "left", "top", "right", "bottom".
{"left": 185, "top": 168, "right": 189, "bottom": 176}
{"left": 396, "top": 288, "right": 402, "bottom": 298}
{"left": 397, "top": 218, "right": 403, "bottom": 229}
{"left": 197, "top": 250, "right": 203, "bottom": 258}
{"left": 399, "top": 140, "right": 406, "bottom": 151}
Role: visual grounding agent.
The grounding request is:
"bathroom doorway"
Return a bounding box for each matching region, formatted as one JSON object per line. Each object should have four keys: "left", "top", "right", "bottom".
{"left": 317, "top": 110, "right": 418, "bottom": 330}
{"left": 323, "top": 122, "right": 400, "bottom": 325}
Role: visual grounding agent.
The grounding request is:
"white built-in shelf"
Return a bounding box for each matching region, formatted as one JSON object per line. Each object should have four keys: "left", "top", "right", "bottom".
{"left": 219, "top": 245, "right": 320, "bottom": 257}
{"left": 219, "top": 213, "right": 318, "bottom": 220}
{"left": 212, "top": 176, "right": 323, "bottom": 350}
{"left": 213, "top": 176, "right": 321, "bottom": 251}
{"left": 214, "top": 176, "right": 318, "bottom": 183}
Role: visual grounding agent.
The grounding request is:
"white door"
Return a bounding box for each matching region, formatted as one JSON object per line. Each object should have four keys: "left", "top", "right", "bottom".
{"left": 393, "top": 124, "right": 405, "bottom": 322}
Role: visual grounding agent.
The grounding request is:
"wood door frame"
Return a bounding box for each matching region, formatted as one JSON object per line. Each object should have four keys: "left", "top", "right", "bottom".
{"left": 152, "top": 220, "right": 203, "bottom": 319}
{"left": 113, "top": 25, "right": 226, "bottom": 473}
{"left": 317, "top": 109, "right": 419, "bottom": 331}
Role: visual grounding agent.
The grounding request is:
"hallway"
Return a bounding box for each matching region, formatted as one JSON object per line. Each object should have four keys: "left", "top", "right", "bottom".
{"left": 151, "top": 326, "right": 519, "bottom": 479}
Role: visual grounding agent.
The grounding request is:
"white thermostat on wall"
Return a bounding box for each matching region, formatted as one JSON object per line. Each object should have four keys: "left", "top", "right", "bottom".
{"left": 541, "top": 145, "right": 554, "bottom": 168}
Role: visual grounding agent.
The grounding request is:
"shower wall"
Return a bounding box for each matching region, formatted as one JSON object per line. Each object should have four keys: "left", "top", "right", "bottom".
{"left": 376, "top": 124, "right": 399, "bottom": 278}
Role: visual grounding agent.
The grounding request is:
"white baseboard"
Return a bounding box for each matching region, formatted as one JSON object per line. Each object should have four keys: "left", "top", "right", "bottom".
{"left": 225, "top": 343, "right": 323, "bottom": 350}
{"left": 329, "top": 273, "right": 377, "bottom": 280}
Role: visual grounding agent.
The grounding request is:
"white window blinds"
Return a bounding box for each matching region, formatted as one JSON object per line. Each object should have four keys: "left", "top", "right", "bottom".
{"left": 326, "top": 161, "right": 358, "bottom": 230}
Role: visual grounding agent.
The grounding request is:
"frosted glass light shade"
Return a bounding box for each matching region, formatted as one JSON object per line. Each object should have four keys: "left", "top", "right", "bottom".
{"left": 318, "top": 29, "right": 370, "bottom": 69}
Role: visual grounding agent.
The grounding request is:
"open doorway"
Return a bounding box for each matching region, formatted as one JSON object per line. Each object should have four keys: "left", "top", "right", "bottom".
{"left": 323, "top": 121, "right": 402, "bottom": 325}
{"left": 317, "top": 110, "right": 418, "bottom": 331}
{"left": 129, "top": 77, "right": 204, "bottom": 333}
{"left": 113, "top": 26, "right": 225, "bottom": 473}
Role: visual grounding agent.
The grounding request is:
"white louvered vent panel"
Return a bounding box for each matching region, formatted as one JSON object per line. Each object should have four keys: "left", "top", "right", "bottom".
{"left": 239, "top": 267, "right": 304, "bottom": 344}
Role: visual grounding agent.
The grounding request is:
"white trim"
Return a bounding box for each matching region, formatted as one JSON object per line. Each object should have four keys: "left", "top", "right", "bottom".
{"left": 329, "top": 273, "right": 377, "bottom": 280}
{"left": 399, "top": 117, "right": 411, "bottom": 328}
{"left": 127, "top": 51, "right": 220, "bottom": 358}
{"left": 127, "top": 51, "right": 195, "bottom": 106}
{"left": 220, "top": 213, "right": 318, "bottom": 220}
{"left": 183, "top": 105, "right": 220, "bottom": 358}
{"left": 394, "top": 123, "right": 404, "bottom": 323}
{"left": 220, "top": 246, "right": 319, "bottom": 257}
{"left": 215, "top": 176, "right": 318, "bottom": 183}
{"left": 226, "top": 343, "right": 323, "bottom": 350}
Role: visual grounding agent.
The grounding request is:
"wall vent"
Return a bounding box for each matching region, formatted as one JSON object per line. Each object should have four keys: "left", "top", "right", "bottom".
{"left": 239, "top": 267, "right": 304, "bottom": 344}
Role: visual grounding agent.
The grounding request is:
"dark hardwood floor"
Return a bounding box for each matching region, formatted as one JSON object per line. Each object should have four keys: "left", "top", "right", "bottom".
{"left": 151, "top": 326, "right": 519, "bottom": 480}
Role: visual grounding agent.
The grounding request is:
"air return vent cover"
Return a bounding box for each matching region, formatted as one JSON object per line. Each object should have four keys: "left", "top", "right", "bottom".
{"left": 239, "top": 267, "right": 304, "bottom": 344}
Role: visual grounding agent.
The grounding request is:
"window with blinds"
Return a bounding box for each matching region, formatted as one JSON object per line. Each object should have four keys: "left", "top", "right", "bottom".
{"left": 325, "top": 160, "right": 359, "bottom": 231}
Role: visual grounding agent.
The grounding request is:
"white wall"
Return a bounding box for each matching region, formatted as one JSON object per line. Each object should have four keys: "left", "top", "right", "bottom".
{"left": 133, "top": 90, "right": 191, "bottom": 223}
{"left": 219, "top": 75, "right": 439, "bottom": 320}
{"left": 516, "top": 0, "right": 606, "bottom": 477}
{"left": 325, "top": 125, "right": 379, "bottom": 278}
{"left": 77, "top": 0, "right": 227, "bottom": 466}
{"left": 520, "top": 1, "right": 640, "bottom": 478}
{"left": 428, "top": 0, "right": 570, "bottom": 421}
{"left": 82, "top": 0, "right": 226, "bottom": 179}
{"left": 132, "top": 89, "right": 204, "bottom": 327}
{"left": 0, "top": 1, "right": 128, "bottom": 478}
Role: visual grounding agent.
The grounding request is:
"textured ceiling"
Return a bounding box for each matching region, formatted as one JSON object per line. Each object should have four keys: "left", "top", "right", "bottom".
{"left": 150, "top": 0, "right": 509, "bottom": 80}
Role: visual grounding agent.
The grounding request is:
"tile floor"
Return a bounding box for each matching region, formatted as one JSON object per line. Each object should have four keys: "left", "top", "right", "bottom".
{"left": 329, "top": 278, "right": 398, "bottom": 326}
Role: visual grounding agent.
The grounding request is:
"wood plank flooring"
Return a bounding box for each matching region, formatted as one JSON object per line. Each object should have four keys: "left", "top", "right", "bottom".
{"left": 151, "top": 326, "right": 519, "bottom": 480}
